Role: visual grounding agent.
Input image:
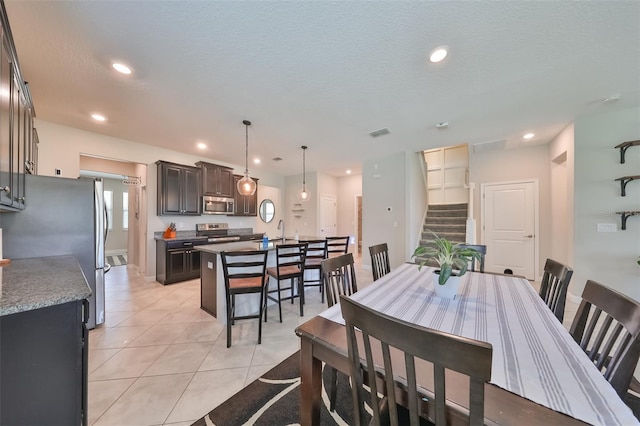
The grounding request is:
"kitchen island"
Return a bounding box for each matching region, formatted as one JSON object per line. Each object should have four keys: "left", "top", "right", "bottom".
{"left": 0, "top": 255, "right": 91, "bottom": 425}
{"left": 197, "top": 239, "right": 321, "bottom": 323}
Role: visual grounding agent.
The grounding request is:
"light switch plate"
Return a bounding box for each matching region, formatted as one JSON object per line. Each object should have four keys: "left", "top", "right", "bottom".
{"left": 596, "top": 223, "right": 617, "bottom": 232}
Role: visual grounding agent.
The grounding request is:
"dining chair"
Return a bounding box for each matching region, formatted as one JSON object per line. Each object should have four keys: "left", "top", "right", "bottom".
{"left": 265, "top": 243, "right": 307, "bottom": 322}
{"left": 301, "top": 239, "right": 328, "bottom": 303}
{"left": 458, "top": 244, "right": 486, "bottom": 273}
{"left": 538, "top": 258, "right": 573, "bottom": 322}
{"left": 321, "top": 253, "right": 359, "bottom": 411}
{"left": 326, "top": 236, "right": 349, "bottom": 258}
{"left": 369, "top": 243, "right": 391, "bottom": 281}
{"left": 220, "top": 250, "right": 269, "bottom": 348}
{"left": 340, "top": 295, "right": 493, "bottom": 426}
{"left": 569, "top": 279, "right": 640, "bottom": 398}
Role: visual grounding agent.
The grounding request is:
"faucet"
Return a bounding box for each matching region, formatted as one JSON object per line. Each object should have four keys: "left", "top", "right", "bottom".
{"left": 277, "top": 219, "right": 285, "bottom": 241}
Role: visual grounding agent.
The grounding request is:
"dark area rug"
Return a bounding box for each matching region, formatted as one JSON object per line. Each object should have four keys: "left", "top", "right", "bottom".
{"left": 192, "top": 351, "right": 359, "bottom": 425}
{"left": 192, "top": 351, "right": 640, "bottom": 425}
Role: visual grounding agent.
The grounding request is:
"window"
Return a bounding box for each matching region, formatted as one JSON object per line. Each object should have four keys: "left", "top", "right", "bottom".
{"left": 104, "top": 190, "right": 113, "bottom": 230}
{"left": 123, "top": 192, "right": 129, "bottom": 229}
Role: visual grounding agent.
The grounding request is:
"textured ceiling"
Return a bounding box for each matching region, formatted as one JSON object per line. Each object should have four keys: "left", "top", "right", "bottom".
{"left": 5, "top": 1, "right": 640, "bottom": 177}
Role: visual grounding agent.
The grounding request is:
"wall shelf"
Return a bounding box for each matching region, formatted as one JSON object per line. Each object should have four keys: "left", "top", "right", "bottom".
{"left": 615, "top": 211, "right": 639, "bottom": 230}
{"left": 615, "top": 175, "right": 640, "bottom": 196}
{"left": 614, "top": 140, "right": 640, "bottom": 164}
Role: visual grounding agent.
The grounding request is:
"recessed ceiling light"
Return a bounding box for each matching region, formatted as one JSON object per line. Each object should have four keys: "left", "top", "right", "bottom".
{"left": 254, "top": 158, "right": 261, "bottom": 164}
{"left": 112, "top": 62, "right": 132, "bottom": 75}
{"left": 523, "top": 133, "right": 535, "bottom": 140}
{"left": 197, "top": 142, "right": 207, "bottom": 149}
{"left": 429, "top": 46, "right": 449, "bottom": 63}
{"left": 346, "top": 169, "right": 352, "bottom": 174}
{"left": 91, "top": 113, "right": 106, "bottom": 122}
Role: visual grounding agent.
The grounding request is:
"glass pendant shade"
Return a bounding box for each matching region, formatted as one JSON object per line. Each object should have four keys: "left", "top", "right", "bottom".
{"left": 238, "top": 174, "right": 256, "bottom": 196}
{"left": 297, "top": 145, "right": 310, "bottom": 203}
{"left": 237, "top": 119, "right": 256, "bottom": 196}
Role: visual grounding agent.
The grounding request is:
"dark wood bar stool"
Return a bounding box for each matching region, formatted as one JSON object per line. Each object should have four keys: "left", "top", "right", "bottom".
{"left": 458, "top": 244, "right": 487, "bottom": 272}
{"left": 220, "top": 250, "right": 269, "bottom": 348}
{"left": 326, "top": 236, "right": 349, "bottom": 258}
{"left": 266, "top": 243, "right": 307, "bottom": 322}
{"left": 302, "top": 239, "right": 327, "bottom": 303}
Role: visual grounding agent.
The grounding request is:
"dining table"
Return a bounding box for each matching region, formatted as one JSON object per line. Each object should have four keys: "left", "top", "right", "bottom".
{"left": 295, "top": 263, "right": 639, "bottom": 425}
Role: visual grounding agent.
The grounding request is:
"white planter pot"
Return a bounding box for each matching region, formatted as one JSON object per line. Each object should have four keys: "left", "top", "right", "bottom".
{"left": 433, "top": 273, "right": 461, "bottom": 299}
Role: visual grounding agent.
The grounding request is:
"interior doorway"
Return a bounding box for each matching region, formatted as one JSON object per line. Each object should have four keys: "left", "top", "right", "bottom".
{"left": 79, "top": 155, "right": 147, "bottom": 275}
{"left": 319, "top": 194, "right": 337, "bottom": 237}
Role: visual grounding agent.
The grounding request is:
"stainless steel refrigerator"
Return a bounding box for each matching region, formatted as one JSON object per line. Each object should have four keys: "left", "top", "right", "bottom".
{"left": 1, "top": 174, "right": 109, "bottom": 329}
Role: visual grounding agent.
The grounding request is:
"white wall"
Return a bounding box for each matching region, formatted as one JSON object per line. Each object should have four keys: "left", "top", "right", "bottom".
{"left": 103, "top": 178, "right": 128, "bottom": 253}
{"left": 35, "top": 119, "right": 285, "bottom": 280}
{"left": 573, "top": 106, "right": 640, "bottom": 300}
{"left": 254, "top": 185, "right": 282, "bottom": 238}
{"left": 469, "top": 143, "right": 551, "bottom": 280}
{"left": 337, "top": 174, "right": 362, "bottom": 253}
{"left": 362, "top": 152, "right": 408, "bottom": 268}
{"left": 284, "top": 173, "right": 317, "bottom": 238}
{"left": 406, "top": 151, "right": 428, "bottom": 264}
{"left": 549, "top": 124, "right": 574, "bottom": 267}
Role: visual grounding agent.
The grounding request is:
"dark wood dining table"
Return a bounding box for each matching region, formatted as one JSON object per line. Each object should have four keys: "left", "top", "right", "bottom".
{"left": 295, "top": 264, "right": 638, "bottom": 426}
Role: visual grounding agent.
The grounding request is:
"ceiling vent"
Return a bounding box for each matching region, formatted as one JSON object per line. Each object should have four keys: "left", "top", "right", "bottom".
{"left": 472, "top": 139, "right": 506, "bottom": 153}
{"left": 369, "top": 128, "right": 390, "bottom": 138}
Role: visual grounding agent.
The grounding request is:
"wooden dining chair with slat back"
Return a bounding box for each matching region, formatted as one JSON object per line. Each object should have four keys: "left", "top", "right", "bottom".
{"left": 369, "top": 243, "right": 391, "bottom": 281}
{"left": 302, "top": 239, "right": 327, "bottom": 303}
{"left": 569, "top": 280, "right": 640, "bottom": 398}
{"left": 265, "top": 243, "right": 307, "bottom": 322}
{"left": 321, "top": 253, "right": 358, "bottom": 412}
{"left": 326, "top": 236, "right": 349, "bottom": 258}
{"left": 538, "top": 258, "right": 573, "bottom": 322}
{"left": 458, "top": 244, "right": 486, "bottom": 273}
{"left": 220, "top": 250, "right": 269, "bottom": 348}
{"left": 340, "top": 295, "right": 493, "bottom": 426}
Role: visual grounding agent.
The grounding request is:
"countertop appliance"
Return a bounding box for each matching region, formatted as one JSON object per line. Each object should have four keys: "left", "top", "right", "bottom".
{"left": 196, "top": 223, "right": 241, "bottom": 243}
{"left": 1, "top": 174, "right": 109, "bottom": 329}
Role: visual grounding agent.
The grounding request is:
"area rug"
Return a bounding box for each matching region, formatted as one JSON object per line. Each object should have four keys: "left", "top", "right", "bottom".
{"left": 106, "top": 254, "right": 127, "bottom": 266}
{"left": 192, "top": 351, "right": 640, "bottom": 425}
{"left": 192, "top": 351, "right": 360, "bottom": 425}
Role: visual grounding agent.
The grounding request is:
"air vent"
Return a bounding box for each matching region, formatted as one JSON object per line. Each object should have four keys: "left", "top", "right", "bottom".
{"left": 472, "top": 139, "right": 506, "bottom": 153}
{"left": 369, "top": 128, "right": 390, "bottom": 138}
{"left": 272, "top": 157, "right": 283, "bottom": 161}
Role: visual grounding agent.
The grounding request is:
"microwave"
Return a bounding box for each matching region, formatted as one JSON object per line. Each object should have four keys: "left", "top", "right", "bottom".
{"left": 202, "top": 196, "right": 235, "bottom": 215}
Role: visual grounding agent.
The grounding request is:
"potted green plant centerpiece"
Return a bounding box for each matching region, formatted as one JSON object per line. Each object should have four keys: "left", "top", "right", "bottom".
{"left": 412, "top": 233, "right": 482, "bottom": 299}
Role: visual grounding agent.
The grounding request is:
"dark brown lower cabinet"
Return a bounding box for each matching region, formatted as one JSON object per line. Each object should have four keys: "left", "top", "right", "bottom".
{"left": 0, "top": 299, "right": 88, "bottom": 425}
{"left": 156, "top": 239, "right": 205, "bottom": 284}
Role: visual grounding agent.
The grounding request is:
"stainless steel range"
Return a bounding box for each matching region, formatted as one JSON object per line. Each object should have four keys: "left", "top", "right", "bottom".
{"left": 196, "top": 223, "right": 241, "bottom": 243}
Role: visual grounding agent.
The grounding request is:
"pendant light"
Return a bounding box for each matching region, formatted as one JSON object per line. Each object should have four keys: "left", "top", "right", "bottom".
{"left": 237, "top": 120, "right": 257, "bottom": 196}
{"left": 297, "top": 145, "right": 310, "bottom": 202}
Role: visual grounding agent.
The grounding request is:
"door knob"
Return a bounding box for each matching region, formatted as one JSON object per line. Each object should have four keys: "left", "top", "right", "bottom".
{"left": 524, "top": 235, "right": 534, "bottom": 238}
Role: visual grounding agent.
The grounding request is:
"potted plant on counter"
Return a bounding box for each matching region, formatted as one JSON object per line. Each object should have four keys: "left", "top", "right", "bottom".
{"left": 412, "top": 232, "right": 482, "bottom": 299}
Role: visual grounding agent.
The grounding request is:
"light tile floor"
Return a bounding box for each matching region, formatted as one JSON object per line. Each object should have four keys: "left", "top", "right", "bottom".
{"left": 88, "top": 261, "right": 585, "bottom": 425}
{"left": 88, "top": 255, "right": 373, "bottom": 425}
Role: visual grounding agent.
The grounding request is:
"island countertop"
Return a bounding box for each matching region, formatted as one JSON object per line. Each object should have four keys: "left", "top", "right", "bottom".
{"left": 0, "top": 255, "right": 92, "bottom": 316}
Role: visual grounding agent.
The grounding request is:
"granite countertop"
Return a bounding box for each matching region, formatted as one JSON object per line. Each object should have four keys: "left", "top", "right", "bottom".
{"left": 0, "top": 255, "right": 92, "bottom": 316}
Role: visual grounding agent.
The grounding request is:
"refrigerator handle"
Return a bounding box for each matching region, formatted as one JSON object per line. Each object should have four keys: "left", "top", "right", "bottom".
{"left": 103, "top": 203, "right": 109, "bottom": 247}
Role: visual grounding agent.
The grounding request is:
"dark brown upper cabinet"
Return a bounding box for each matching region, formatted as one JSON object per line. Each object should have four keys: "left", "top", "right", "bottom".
{"left": 156, "top": 160, "right": 202, "bottom": 216}
{"left": 232, "top": 174, "right": 258, "bottom": 216}
{"left": 196, "top": 161, "right": 234, "bottom": 198}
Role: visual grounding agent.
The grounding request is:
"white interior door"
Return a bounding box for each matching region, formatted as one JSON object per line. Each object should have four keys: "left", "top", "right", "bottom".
{"left": 319, "top": 194, "right": 337, "bottom": 238}
{"left": 482, "top": 181, "right": 537, "bottom": 279}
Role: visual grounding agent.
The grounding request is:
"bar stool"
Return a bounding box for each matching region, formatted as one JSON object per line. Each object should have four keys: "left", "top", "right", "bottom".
{"left": 302, "top": 239, "right": 327, "bottom": 303}
{"left": 220, "top": 250, "right": 269, "bottom": 348}
{"left": 266, "top": 243, "right": 307, "bottom": 322}
{"left": 326, "top": 236, "right": 349, "bottom": 258}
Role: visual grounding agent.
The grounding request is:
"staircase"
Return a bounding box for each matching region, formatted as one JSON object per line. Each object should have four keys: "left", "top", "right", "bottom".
{"left": 415, "top": 203, "right": 468, "bottom": 265}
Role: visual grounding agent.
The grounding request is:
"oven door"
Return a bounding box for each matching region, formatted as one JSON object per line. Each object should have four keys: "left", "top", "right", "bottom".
{"left": 202, "top": 196, "right": 234, "bottom": 215}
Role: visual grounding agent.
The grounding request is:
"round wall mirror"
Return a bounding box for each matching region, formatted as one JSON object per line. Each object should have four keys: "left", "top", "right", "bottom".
{"left": 259, "top": 199, "right": 275, "bottom": 223}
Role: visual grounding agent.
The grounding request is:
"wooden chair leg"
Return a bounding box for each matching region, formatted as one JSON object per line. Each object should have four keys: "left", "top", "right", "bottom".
{"left": 226, "top": 294, "right": 232, "bottom": 348}
{"left": 329, "top": 367, "right": 338, "bottom": 412}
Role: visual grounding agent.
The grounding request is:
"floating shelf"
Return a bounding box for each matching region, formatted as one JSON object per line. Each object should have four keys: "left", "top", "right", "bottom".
{"left": 615, "top": 211, "right": 639, "bottom": 230}
{"left": 614, "top": 140, "right": 640, "bottom": 164}
{"left": 615, "top": 175, "right": 640, "bottom": 196}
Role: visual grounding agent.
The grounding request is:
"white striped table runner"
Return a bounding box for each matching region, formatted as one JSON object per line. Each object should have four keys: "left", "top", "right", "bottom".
{"left": 320, "top": 263, "right": 638, "bottom": 426}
